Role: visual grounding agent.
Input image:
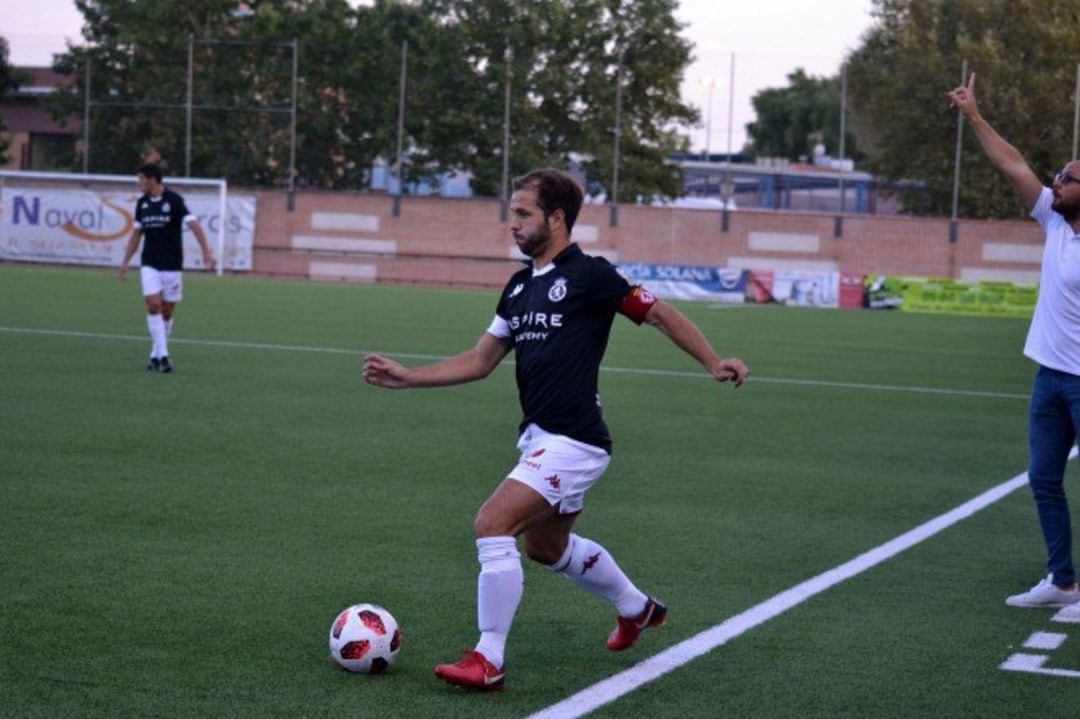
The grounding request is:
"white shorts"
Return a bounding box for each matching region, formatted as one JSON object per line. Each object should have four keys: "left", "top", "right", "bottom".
{"left": 140, "top": 266, "right": 183, "bottom": 302}
{"left": 507, "top": 423, "right": 611, "bottom": 514}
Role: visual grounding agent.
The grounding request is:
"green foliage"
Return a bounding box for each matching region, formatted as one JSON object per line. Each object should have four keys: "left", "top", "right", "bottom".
{"left": 424, "top": 0, "right": 697, "bottom": 200}
{"left": 46, "top": 0, "right": 696, "bottom": 199}
{"left": 745, "top": 68, "right": 860, "bottom": 164}
{"left": 0, "top": 36, "right": 31, "bottom": 165}
{"left": 846, "top": 0, "right": 1080, "bottom": 218}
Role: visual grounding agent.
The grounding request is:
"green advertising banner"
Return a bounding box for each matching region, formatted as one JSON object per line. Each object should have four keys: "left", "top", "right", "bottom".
{"left": 863, "top": 276, "right": 1037, "bottom": 318}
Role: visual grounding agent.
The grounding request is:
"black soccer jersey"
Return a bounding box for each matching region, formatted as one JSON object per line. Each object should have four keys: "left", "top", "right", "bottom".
{"left": 492, "top": 243, "right": 646, "bottom": 453}
{"left": 134, "top": 188, "right": 192, "bottom": 271}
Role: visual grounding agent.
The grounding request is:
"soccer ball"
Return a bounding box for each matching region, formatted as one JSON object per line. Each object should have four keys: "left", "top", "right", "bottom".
{"left": 329, "top": 603, "right": 402, "bottom": 674}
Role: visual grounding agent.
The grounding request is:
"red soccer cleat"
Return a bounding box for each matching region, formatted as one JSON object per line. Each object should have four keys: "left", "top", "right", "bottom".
{"left": 606, "top": 597, "right": 668, "bottom": 651}
{"left": 434, "top": 650, "right": 505, "bottom": 691}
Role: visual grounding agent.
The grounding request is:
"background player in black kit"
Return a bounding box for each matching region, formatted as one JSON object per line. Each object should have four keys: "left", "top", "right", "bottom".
{"left": 118, "top": 164, "right": 215, "bottom": 373}
{"left": 363, "top": 168, "right": 748, "bottom": 691}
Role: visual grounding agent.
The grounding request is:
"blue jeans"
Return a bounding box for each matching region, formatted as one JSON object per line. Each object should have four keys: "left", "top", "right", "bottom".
{"left": 1028, "top": 365, "right": 1080, "bottom": 585}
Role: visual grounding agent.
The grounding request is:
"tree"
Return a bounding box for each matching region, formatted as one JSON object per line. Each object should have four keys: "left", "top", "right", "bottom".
{"left": 0, "top": 36, "right": 30, "bottom": 165}
{"left": 845, "top": 0, "right": 1080, "bottom": 218}
{"left": 424, "top": 0, "right": 697, "bottom": 200}
{"left": 49, "top": 0, "right": 338, "bottom": 183}
{"left": 47, "top": 0, "right": 697, "bottom": 200}
{"left": 744, "top": 68, "right": 859, "bottom": 164}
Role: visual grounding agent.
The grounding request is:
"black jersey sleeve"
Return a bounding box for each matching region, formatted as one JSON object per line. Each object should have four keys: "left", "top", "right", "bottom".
{"left": 173, "top": 192, "right": 192, "bottom": 221}
{"left": 495, "top": 270, "right": 528, "bottom": 319}
{"left": 587, "top": 257, "right": 634, "bottom": 309}
{"left": 495, "top": 281, "right": 512, "bottom": 319}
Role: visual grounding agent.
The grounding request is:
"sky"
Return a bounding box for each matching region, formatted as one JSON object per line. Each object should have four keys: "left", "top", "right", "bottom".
{"left": 1, "top": 0, "right": 877, "bottom": 154}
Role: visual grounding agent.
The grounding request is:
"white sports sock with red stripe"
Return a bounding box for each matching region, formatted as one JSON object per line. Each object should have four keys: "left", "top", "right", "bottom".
{"left": 552, "top": 533, "right": 647, "bottom": 618}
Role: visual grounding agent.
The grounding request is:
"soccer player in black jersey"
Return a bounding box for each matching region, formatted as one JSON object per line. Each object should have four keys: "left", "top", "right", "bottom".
{"left": 118, "top": 164, "right": 215, "bottom": 373}
{"left": 364, "top": 168, "right": 748, "bottom": 690}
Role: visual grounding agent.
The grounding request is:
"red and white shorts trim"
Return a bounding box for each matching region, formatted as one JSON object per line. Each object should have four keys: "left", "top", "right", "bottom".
{"left": 507, "top": 423, "right": 610, "bottom": 514}
{"left": 140, "top": 266, "right": 183, "bottom": 301}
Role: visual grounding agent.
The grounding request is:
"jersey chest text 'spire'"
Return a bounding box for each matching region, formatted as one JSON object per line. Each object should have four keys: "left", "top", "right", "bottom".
{"left": 493, "top": 243, "right": 645, "bottom": 453}
{"left": 135, "top": 188, "right": 191, "bottom": 271}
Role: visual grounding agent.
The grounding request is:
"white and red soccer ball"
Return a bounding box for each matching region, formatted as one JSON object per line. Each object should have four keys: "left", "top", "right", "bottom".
{"left": 329, "top": 604, "right": 401, "bottom": 674}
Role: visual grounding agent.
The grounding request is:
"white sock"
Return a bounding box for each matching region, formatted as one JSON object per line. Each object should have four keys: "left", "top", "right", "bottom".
{"left": 165, "top": 318, "right": 173, "bottom": 338}
{"left": 147, "top": 313, "right": 168, "bottom": 359}
{"left": 551, "top": 534, "right": 647, "bottom": 618}
{"left": 473, "top": 536, "right": 522, "bottom": 669}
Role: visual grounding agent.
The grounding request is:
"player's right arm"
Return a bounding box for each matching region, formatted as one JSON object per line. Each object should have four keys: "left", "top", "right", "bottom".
{"left": 118, "top": 228, "right": 142, "bottom": 281}
{"left": 363, "top": 332, "right": 510, "bottom": 389}
{"left": 947, "top": 72, "right": 1042, "bottom": 210}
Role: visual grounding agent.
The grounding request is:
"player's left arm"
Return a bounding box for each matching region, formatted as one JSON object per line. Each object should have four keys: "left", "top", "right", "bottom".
{"left": 187, "top": 218, "right": 216, "bottom": 270}
{"left": 118, "top": 227, "right": 142, "bottom": 281}
{"left": 640, "top": 300, "right": 749, "bottom": 387}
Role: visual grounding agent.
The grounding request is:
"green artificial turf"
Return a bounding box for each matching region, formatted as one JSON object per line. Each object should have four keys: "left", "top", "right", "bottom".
{"left": 2, "top": 263, "right": 1077, "bottom": 718}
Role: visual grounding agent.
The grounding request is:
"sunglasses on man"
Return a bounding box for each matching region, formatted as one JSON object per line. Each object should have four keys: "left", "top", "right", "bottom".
{"left": 1054, "top": 171, "right": 1080, "bottom": 186}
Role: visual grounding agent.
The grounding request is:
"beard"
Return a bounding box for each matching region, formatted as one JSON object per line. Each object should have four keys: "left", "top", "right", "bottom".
{"left": 1051, "top": 194, "right": 1079, "bottom": 222}
{"left": 513, "top": 222, "right": 551, "bottom": 258}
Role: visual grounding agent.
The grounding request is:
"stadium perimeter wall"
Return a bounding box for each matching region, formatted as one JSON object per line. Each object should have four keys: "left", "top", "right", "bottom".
{"left": 251, "top": 189, "right": 1045, "bottom": 289}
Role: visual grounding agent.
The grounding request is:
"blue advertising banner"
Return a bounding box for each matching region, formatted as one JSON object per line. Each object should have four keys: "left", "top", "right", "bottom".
{"left": 617, "top": 263, "right": 747, "bottom": 303}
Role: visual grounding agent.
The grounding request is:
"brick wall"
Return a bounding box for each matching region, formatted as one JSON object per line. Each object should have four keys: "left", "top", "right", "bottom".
{"left": 252, "top": 188, "right": 1046, "bottom": 288}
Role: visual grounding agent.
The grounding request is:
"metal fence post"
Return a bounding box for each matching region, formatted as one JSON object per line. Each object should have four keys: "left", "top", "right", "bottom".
{"left": 949, "top": 59, "right": 968, "bottom": 244}
{"left": 610, "top": 48, "right": 623, "bottom": 228}
{"left": 393, "top": 40, "right": 407, "bottom": 218}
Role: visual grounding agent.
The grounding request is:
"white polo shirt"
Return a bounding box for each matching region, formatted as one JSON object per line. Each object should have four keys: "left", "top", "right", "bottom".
{"left": 1023, "top": 188, "right": 1080, "bottom": 376}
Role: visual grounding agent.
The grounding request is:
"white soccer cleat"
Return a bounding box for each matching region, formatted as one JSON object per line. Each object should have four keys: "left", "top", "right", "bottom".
{"left": 1005, "top": 574, "right": 1080, "bottom": 608}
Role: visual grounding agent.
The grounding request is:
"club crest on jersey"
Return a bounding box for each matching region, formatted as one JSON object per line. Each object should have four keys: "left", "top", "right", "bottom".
{"left": 548, "top": 277, "right": 568, "bottom": 302}
{"left": 509, "top": 282, "right": 524, "bottom": 299}
{"left": 162, "top": 203, "right": 171, "bottom": 213}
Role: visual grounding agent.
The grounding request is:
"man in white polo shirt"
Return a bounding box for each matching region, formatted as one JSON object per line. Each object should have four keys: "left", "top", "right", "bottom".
{"left": 118, "top": 164, "right": 215, "bottom": 373}
{"left": 949, "top": 73, "right": 1080, "bottom": 614}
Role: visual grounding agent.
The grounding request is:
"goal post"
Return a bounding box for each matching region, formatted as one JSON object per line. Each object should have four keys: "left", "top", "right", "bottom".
{"left": 0, "top": 170, "right": 234, "bottom": 277}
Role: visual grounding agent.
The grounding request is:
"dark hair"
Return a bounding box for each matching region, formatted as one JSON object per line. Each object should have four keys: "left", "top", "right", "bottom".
{"left": 512, "top": 168, "right": 584, "bottom": 233}
{"left": 137, "top": 163, "right": 163, "bottom": 184}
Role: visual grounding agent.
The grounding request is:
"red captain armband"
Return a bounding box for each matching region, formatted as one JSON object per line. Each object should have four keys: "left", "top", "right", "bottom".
{"left": 618, "top": 286, "right": 658, "bottom": 324}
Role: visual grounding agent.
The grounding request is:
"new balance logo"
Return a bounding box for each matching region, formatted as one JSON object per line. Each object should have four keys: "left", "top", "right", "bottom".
{"left": 581, "top": 552, "right": 601, "bottom": 574}
{"left": 545, "top": 474, "right": 561, "bottom": 489}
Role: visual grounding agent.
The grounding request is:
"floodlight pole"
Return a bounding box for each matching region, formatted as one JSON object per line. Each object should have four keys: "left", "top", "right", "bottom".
{"left": 835, "top": 63, "right": 847, "bottom": 238}
{"left": 838, "top": 65, "right": 847, "bottom": 212}
{"left": 82, "top": 59, "right": 91, "bottom": 173}
{"left": 393, "top": 40, "right": 407, "bottom": 218}
{"left": 722, "top": 52, "right": 735, "bottom": 232}
{"left": 287, "top": 38, "right": 298, "bottom": 211}
{"left": 500, "top": 42, "right": 512, "bottom": 223}
{"left": 949, "top": 59, "right": 967, "bottom": 244}
{"left": 610, "top": 47, "right": 624, "bottom": 227}
{"left": 1072, "top": 63, "right": 1079, "bottom": 160}
{"left": 185, "top": 34, "right": 194, "bottom": 177}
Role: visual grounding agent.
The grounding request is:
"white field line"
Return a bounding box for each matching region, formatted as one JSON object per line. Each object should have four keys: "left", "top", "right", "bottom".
{"left": 528, "top": 449, "right": 1079, "bottom": 719}
{"left": 0, "top": 325, "right": 1028, "bottom": 400}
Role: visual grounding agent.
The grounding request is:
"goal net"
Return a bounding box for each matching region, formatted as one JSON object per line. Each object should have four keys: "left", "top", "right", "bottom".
{"left": 0, "top": 170, "right": 254, "bottom": 275}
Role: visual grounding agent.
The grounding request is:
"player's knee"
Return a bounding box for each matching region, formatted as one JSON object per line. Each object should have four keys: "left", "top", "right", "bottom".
{"left": 523, "top": 540, "right": 563, "bottom": 566}
{"left": 145, "top": 298, "right": 163, "bottom": 314}
{"left": 473, "top": 511, "right": 510, "bottom": 538}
